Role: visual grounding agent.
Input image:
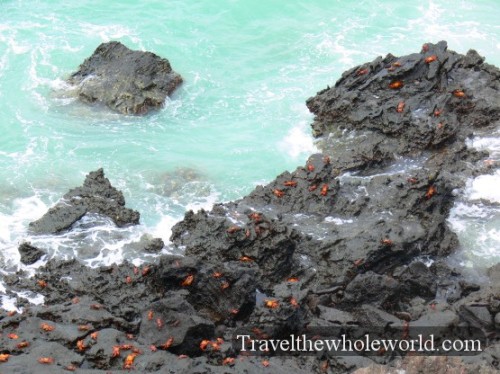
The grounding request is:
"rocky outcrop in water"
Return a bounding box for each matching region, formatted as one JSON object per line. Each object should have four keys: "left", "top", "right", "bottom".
{"left": 67, "top": 41, "right": 183, "bottom": 115}
{"left": 3, "top": 42, "right": 500, "bottom": 373}
{"left": 29, "top": 168, "right": 140, "bottom": 234}
{"left": 18, "top": 242, "right": 46, "bottom": 265}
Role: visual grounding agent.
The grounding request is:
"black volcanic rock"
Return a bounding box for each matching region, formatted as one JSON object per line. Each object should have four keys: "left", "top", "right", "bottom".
{"left": 29, "top": 169, "right": 139, "bottom": 234}
{"left": 4, "top": 42, "right": 500, "bottom": 373}
{"left": 171, "top": 209, "right": 301, "bottom": 292}
{"left": 18, "top": 242, "right": 46, "bottom": 265}
{"left": 171, "top": 41, "right": 499, "bottom": 292}
{"left": 165, "top": 41, "right": 499, "bottom": 370}
{"left": 67, "top": 41, "right": 182, "bottom": 114}
{"left": 138, "top": 294, "right": 215, "bottom": 356}
{"left": 306, "top": 41, "right": 499, "bottom": 145}
{"left": 123, "top": 234, "right": 164, "bottom": 253}
{"left": 155, "top": 256, "right": 257, "bottom": 323}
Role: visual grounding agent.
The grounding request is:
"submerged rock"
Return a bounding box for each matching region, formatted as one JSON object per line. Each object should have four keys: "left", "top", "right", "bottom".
{"left": 29, "top": 169, "right": 139, "bottom": 234}
{"left": 67, "top": 41, "right": 182, "bottom": 115}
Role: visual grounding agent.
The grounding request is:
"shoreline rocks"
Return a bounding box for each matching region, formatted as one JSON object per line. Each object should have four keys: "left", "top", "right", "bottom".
{"left": 18, "top": 242, "right": 46, "bottom": 265}
{"left": 67, "top": 41, "right": 183, "bottom": 115}
{"left": 28, "top": 168, "right": 140, "bottom": 234}
{"left": 2, "top": 41, "right": 500, "bottom": 373}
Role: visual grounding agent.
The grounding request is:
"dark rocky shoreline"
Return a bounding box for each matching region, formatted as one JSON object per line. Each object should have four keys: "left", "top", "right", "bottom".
{"left": 1, "top": 41, "right": 499, "bottom": 373}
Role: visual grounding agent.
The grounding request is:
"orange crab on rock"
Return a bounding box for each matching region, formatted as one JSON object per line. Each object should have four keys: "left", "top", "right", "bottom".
{"left": 123, "top": 353, "right": 138, "bottom": 370}
{"left": 388, "top": 80, "right": 404, "bottom": 89}
{"left": 264, "top": 299, "right": 279, "bottom": 309}
{"left": 37, "top": 280, "right": 47, "bottom": 288}
{"left": 78, "top": 324, "right": 91, "bottom": 331}
{"left": 111, "top": 345, "right": 121, "bottom": 358}
{"left": 40, "top": 323, "right": 55, "bottom": 332}
{"left": 16, "top": 341, "right": 30, "bottom": 349}
{"left": 248, "top": 212, "right": 262, "bottom": 222}
{"left": 272, "top": 189, "right": 284, "bottom": 198}
{"left": 223, "top": 357, "right": 235, "bottom": 365}
{"left": 380, "top": 238, "right": 393, "bottom": 247}
{"left": 226, "top": 226, "right": 241, "bottom": 234}
{"left": 181, "top": 274, "right": 194, "bottom": 287}
{"left": 355, "top": 68, "right": 369, "bottom": 76}
{"left": 142, "top": 266, "right": 151, "bottom": 276}
{"left": 147, "top": 310, "right": 154, "bottom": 321}
{"left": 425, "top": 185, "right": 437, "bottom": 199}
{"left": 424, "top": 55, "right": 438, "bottom": 64}
{"left": 200, "top": 339, "right": 211, "bottom": 351}
{"left": 38, "top": 357, "right": 54, "bottom": 364}
{"left": 239, "top": 256, "right": 253, "bottom": 262}
{"left": 320, "top": 184, "right": 328, "bottom": 196}
{"left": 76, "top": 339, "right": 87, "bottom": 352}
{"left": 161, "top": 337, "right": 174, "bottom": 350}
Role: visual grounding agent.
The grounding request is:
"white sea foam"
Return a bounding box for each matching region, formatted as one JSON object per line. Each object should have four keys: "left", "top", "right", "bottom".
{"left": 0, "top": 192, "right": 176, "bottom": 283}
{"left": 0, "top": 197, "right": 45, "bottom": 249}
{"left": 399, "top": 1, "right": 498, "bottom": 64}
{"left": 78, "top": 22, "right": 142, "bottom": 46}
{"left": 0, "top": 294, "right": 21, "bottom": 313}
{"left": 152, "top": 215, "right": 180, "bottom": 245}
{"left": 466, "top": 132, "right": 500, "bottom": 157}
{"left": 15, "top": 290, "right": 45, "bottom": 305}
{"left": 183, "top": 188, "right": 220, "bottom": 213}
{"left": 448, "top": 132, "right": 500, "bottom": 265}
{"left": 465, "top": 171, "right": 500, "bottom": 203}
{"left": 324, "top": 217, "right": 354, "bottom": 225}
{"left": 278, "top": 119, "right": 317, "bottom": 160}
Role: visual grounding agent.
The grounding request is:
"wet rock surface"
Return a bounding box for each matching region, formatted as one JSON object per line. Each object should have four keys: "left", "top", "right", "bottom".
{"left": 123, "top": 234, "right": 165, "bottom": 254}
{"left": 18, "top": 242, "right": 46, "bottom": 265}
{"left": 67, "top": 41, "right": 183, "bottom": 115}
{"left": 3, "top": 42, "right": 500, "bottom": 373}
{"left": 28, "top": 168, "right": 140, "bottom": 234}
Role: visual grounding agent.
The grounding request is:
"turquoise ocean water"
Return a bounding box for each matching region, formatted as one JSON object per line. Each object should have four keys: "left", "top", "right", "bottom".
{"left": 0, "top": 0, "right": 499, "bottom": 289}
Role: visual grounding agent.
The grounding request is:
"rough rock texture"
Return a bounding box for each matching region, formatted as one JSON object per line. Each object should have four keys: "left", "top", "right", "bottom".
{"left": 67, "top": 41, "right": 183, "bottom": 115}
{"left": 353, "top": 356, "right": 500, "bottom": 374}
{"left": 123, "top": 234, "right": 165, "bottom": 253}
{"left": 18, "top": 242, "right": 46, "bottom": 265}
{"left": 29, "top": 168, "right": 140, "bottom": 234}
{"left": 3, "top": 42, "right": 500, "bottom": 373}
